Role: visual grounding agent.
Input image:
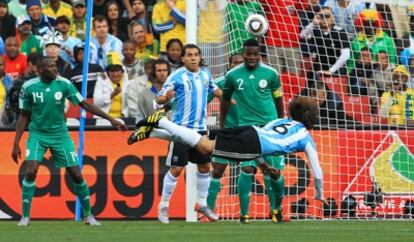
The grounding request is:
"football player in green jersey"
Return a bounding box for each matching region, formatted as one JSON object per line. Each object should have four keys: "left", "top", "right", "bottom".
{"left": 11, "top": 57, "right": 127, "bottom": 226}
{"left": 221, "top": 39, "right": 285, "bottom": 224}
{"left": 206, "top": 53, "right": 243, "bottom": 214}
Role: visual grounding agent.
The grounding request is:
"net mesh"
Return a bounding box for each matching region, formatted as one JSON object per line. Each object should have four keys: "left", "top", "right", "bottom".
{"left": 198, "top": 0, "right": 414, "bottom": 220}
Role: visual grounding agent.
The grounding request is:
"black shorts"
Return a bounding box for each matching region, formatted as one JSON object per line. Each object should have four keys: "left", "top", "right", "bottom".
{"left": 166, "top": 131, "right": 211, "bottom": 167}
{"left": 211, "top": 126, "right": 261, "bottom": 162}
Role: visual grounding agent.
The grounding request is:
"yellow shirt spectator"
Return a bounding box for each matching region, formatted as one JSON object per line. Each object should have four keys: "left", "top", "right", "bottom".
{"left": 197, "top": 0, "right": 226, "bottom": 43}
{"left": 0, "top": 78, "right": 6, "bottom": 112}
{"left": 380, "top": 88, "right": 414, "bottom": 126}
{"left": 152, "top": 0, "right": 186, "bottom": 52}
{"left": 108, "top": 79, "right": 124, "bottom": 118}
{"left": 43, "top": 1, "right": 73, "bottom": 19}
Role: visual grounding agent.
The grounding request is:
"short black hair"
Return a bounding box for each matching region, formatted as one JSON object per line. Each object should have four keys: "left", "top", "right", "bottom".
{"left": 243, "top": 39, "right": 260, "bottom": 49}
{"left": 152, "top": 58, "right": 171, "bottom": 78}
{"left": 123, "top": 39, "right": 138, "bottom": 47}
{"left": 229, "top": 53, "right": 243, "bottom": 63}
{"left": 129, "top": 0, "right": 146, "bottom": 8}
{"left": 360, "top": 47, "right": 370, "bottom": 53}
{"left": 27, "top": 52, "right": 42, "bottom": 65}
{"left": 36, "top": 56, "right": 53, "bottom": 68}
{"left": 377, "top": 50, "right": 388, "bottom": 56}
{"left": 181, "top": 43, "right": 201, "bottom": 57}
{"left": 166, "top": 38, "right": 183, "bottom": 51}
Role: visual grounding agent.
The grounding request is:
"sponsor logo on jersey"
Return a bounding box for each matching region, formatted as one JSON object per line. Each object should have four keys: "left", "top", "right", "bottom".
{"left": 55, "top": 92, "right": 63, "bottom": 100}
{"left": 259, "top": 79, "right": 268, "bottom": 88}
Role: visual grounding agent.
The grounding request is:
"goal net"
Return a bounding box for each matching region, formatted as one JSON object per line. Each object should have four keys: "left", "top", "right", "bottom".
{"left": 197, "top": 0, "right": 414, "bottom": 220}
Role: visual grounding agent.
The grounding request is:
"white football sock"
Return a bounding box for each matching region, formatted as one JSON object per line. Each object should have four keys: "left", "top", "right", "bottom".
{"left": 196, "top": 171, "right": 210, "bottom": 207}
{"left": 158, "top": 118, "right": 202, "bottom": 147}
{"left": 159, "top": 171, "right": 177, "bottom": 208}
{"left": 150, "top": 128, "right": 173, "bottom": 140}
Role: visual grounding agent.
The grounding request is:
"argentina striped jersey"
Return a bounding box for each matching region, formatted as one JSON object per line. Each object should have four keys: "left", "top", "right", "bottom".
{"left": 254, "top": 118, "right": 323, "bottom": 180}
{"left": 159, "top": 67, "right": 216, "bottom": 131}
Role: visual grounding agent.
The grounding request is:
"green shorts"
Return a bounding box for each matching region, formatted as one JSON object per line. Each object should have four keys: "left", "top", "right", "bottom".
{"left": 213, "top": 155, "right": 285, "bottom": 170}
{"left": 240, "top": 155, "right": 285, "bottom": 170}
{"left": 26, "top": 132, "right": 79, "bottom": 168}
{"left": 212, "top": 156, "right": 235, "bottom": 165}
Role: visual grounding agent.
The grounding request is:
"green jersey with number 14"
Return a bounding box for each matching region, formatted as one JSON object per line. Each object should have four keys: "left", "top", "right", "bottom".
{"left": 19, "top": 77, "right": 84, "bottom": 134}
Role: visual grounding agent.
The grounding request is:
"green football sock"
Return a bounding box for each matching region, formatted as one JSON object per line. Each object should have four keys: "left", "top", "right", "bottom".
{"left": 238, "top": 171, "right": 253, "bottom": 216}
{"left": 22, "top": 179, "right": 36, "bottom": 218}
{"left": 73, "top": 180, "right": 92, "bottom": 217}
{"left": 207, "top": 178, "right": 222, "bottom": 210}
{"left": 271, "top": 175, "right": 285, "bottom": 210}
{"left": 263, "top": 175, "right": 275, "bottom": 211}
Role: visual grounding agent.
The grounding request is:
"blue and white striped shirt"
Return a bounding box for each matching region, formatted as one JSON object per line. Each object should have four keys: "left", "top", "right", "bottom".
{"left": 159, "top": 66, "right": 216, "bottom": 131}
{"left": 90, "top": 34, "right": 123, "bottom": 69}
{"left": 254, "top": 118, "right": 323, "bottom": 180}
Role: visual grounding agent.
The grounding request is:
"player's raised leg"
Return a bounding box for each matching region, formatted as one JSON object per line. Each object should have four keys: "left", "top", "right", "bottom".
{"left": 134, "top": 109, "right": 166, "bottom": 129}
{"left": 128, "top": 117, "right": 203, "bottom": 147}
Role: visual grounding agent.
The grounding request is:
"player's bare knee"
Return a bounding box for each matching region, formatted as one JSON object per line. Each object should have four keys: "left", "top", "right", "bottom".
{"left": 196, "top": 136, "right": 214, "bottom": 155}
{"left": 197, "top": 163, "right": 210, "bottom": 174}
{"left": 170, "top": 167, "right": 184, "bottom": 177}
{"left": 195, "top": 143, "right": 209, "bottom": 155}
{"left": 211, "top": 163, "right": 226, "bottom": 179}
{"left": 66, "top": 166, "right": 83, "bottom": 184}
{"left": 269, "top": 170, "right": 281, "bottom": 181}
{"left": 241, "top": 166, "right": 255, "bottom": 174}
{"left": 211, "top": 169, "right": 223, "bottom": 179}
{"left": 24, "top": 161, "right": 39, "bottom": 181}
{"left": 24, "top": 171, "right": 37, "bottom": 182}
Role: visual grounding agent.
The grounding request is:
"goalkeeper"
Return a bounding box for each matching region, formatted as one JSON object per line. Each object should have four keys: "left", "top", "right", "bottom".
{"left": 128, "top": 96, "right": 325, "bottom": 212}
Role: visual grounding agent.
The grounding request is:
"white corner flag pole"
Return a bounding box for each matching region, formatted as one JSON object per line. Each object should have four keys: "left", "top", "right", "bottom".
{"left": 75, "top": 0, "right": 94, "bottom": 221}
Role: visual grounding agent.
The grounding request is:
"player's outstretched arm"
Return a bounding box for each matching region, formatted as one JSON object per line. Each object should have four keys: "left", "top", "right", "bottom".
{"left": 304, "top": 142, "right": 325, "bottom": 203}
{"left": 12, "top": 111, "right": 30, "bottom": 164}
{"left": 156, "top": 89, "right": 175, "bottom": 105}
{"left": 78, "top": 100, "right": 127, "bottom": 130}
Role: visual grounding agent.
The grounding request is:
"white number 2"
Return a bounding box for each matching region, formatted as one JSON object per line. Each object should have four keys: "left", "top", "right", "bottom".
{"left": 236, "top": 79, "right": 244, "bottom": 90}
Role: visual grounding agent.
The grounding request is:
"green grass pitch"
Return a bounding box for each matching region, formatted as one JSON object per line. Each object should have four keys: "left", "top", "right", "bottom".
{"left": 1, "top": 220, "right": 413, "bottom": 242}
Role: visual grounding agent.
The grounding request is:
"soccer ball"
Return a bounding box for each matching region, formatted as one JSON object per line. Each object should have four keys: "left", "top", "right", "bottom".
{"left": 244, "top": 14, "right": 269, "bottom": 36}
